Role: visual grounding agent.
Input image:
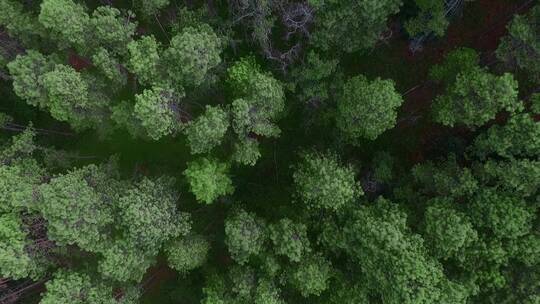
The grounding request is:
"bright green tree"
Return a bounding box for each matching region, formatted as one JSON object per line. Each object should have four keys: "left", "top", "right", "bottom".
{"left": 184, "top": 106, "right": 229, "bottom": 154}
{"left": 269, "top": 218, "right": 311, "bottom": 262}
{"left": 288, "top": 254, "right": 333, "bottom": 297}
{"left": 7, "top": 50, "right": 52, "bottom": 107}
{"left": 293, "top": 152, "right": 362, "bottom": 211}
{"left": 40, "top": 270, "right": 121, "bottom": 304}
{"left": 38, "top": 164, "right": 116, "bottom": 252}
{"left": 337, "top": 75, "right": 403, "bottom": 141}
{"left": 0, "top": 213, "right": 47, "bottom": 280}
{"left": 225, "top": 209, "right": 266, "bottom": 264}
{"left": 165, "top": 234, "right": 210, "bottom": 273}
{"left": 184, "top": 158, "right": 234, "bottom": 204}
{"left": 38, "top": 0, "right": 90, "bottom": 50}
{"left": 133, "top": 87, "right": 183, "bottom": 140}
{"left": 163, "top": 25, "right": 222, "bottom": 88}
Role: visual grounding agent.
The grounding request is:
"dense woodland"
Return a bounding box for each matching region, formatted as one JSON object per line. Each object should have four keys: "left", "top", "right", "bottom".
{"left": 0, "top": 0, "right": 539, "bottom": 303}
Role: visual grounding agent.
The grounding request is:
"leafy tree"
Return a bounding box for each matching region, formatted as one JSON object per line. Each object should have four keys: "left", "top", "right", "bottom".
{"left": 290, "top": 51, "right": 340, "bottom": 104}
{"left": 405, "top": 0, "right": 449, "bottom": 38}
{"left": 7, "top": 50, "right": 52, "bottom": 107}
{"left": 184, "top": 106, "right": 229, "bottom": 154}
{"left": 430, "top": 49, "right": 521, "bottom": 127}
{"left": 471, "top": 113, "right": 540, "bottom": 160}
{"left": 228, "top": 57, "right": 285, "bottom": 154}
{"left": 165, "top": 234, "right": 210, "bottom": 273}
{"left": 411, "top": 155, "right": 478, "bottom": 197}
{"left": 40, "top": 270, "right": 122, "bottom": 304}
{"left": 89, "top": 6, "right": 136, "bottom": 56}
{"left": 91, "top": 48, "right": 127, "bottom": 88}
{"left": 0, "top": 158, "right": 44, "bottom": 213}
{"left": 340, "top": 198, "right": 466, "bottom": 303}
{"left": 163, "top": 25, "right": 222, "bottom": 88}
{"left": 469, "top": 189, "right": 533, "bottom": 240}
{"left": 0, "top": 213, "right": 46, "bottom": 280}
{"left": 288, "top": 254, "right": 332, "bottom": 297}
{"left": 41, "top": 64, "right": 96, "bottom": 129}
{"left": 293, "top": 152, "right": 362, "bottom": 211}
{"left": 116, "top": 177, "right": 189, "bottom": 252}
{"left": 496, "top": 5, "right": 540, "bottom": 84}
{"left": 97, "top": 239, "right": 155, "bottom": 283}
{"left": 337, "top": 75, "right": 403, "bottom": 141}
{"left": 429, "top": 47, "right": 479, "bottom": 84}
{"left": 225, "top": 209, "right": 266, "bottom": 264}
{"left": 38, "top": 165, "right": 114, "bottom": 252}
{"left": 38, "top": 0, "right": 90, "bottom": 50}
{"left": 184, "top": 158, "right": 234, "bottom": 204}
{"left": 309, "top": 0, "right": 402, "bottom": 53}
{"left": 0, "top": 0, "right": 46, "bottom": 46}
{"left": 232, "top": 138, "right": 262, "bottom": 166}
{"left": 127, "top": 35, "right": 161, "bottom": 86}
{"left": 422, "top": 199, "right": 478, "bottom": 259}
{"left": 269, "top": 218, "right": 311, "bottom": 262}
{"left": 133, "top": 87, "right": 183, "bottom": 140}
{"left": 475, "top": 158, "right": 540, "bottom": 197}
{"left": 136, "top": 0, "right": 170, "bottom": 18}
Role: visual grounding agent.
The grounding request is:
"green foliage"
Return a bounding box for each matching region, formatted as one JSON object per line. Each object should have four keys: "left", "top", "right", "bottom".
{"left": 184, "top": 158, "right": 234, "bottom": 204}
{"left": 293, "top": 152, "right": 362, "bottom": 211}
{"left": 269, "top": 218, "right": 311, "bottom": 262}
{"left": 41, "top": 64, "right": 93, "bottom": 129}
{"left": 412, "top": 155, "right": 478, "bottom": 197}
{"left": 184, "top": 106, "right": 229, "bottom": 154}
{"left": 97, "top": 239, "right": 154, "bottom": 283}
{"left": 423, "top": 199, "right": 478, "bottom": 259}
{"left": 225, "top": 209, "right": 266, "bottom": 264}
{"left": 163, "top": 25, "right": 222, "bottom": 87}
{"left": 116, "top": 177, "right": 189, "bottom": 252}
{"left": 89, "top": 6, "right": 136, "bottom": 56}
{"left": 430, "top": 49, "right": 521, "bottom": 127}
{"left": 7, "top": 50, "right": 52, "bottom": 107}
{"left": 429, "top": 48, "right": 480, "bottom": 84}
{"left": 39, "top": 165, "right": 114, "bottom": 251}
{"left": 232, "top": 138, "right": 261, "bottom": 166}
{"left": 471, "top": 113, "right": 540, "bottom": 160}
{"left": 309, "top": 0, "right": 402, "bottom": 53}
{"left": 341, "top": 198, "right": 464, "bottom": 303}
{"left": 136, "top": 0, "right": 170, "bottom": 18}
{"left": 91, "top": 48, "right": 126, "bottom": 87}
{"left": 165, "top": 234, "right": 210, "bottom": 273}
{"left": 337, "top": 75, "right": 403, "bottom": 141}
{"left": 496, "top": 5, "right": 540, "bottom": 84}
{"left": 372, "top": 152, "right": 395, "bottom": 183}
{"left": 40, "top": 270, "right": 121, "bottom": 304}
{"left": 531, "top": 93, "right": 540, "bottom": 114}
{"left": 405, "top": 0, "right": 449, "bottom": 37}
{"left": 289, "top": 254, "right": 332, "bottom": 297}
{"left": 127, "top": 35, "right": 161, "bottom": 86}
{"left": 1, "top": 2, "right": 540, "bottom": 303}
{"left": 290, "top": 51, "right": 340, "bottom": 104}
{"left": 0, "top": 0, "right": 46, "bottom": 45}
{"left": 0, "top": 213, "right": 45, "bottom": 280}
{"left": 228, "top": 58, "right": 285, "bottom": 152}
{"left": 432, "top": 68, "right": 520, "bottom": 127}
{"left": 469, "top": 189, "right": 533, "bottom": 240}
{"left": 133, "top": 87, "right": 182, "bottom": 140}
{"left": 38, "top": 0, "right": 90, "bottom": 50}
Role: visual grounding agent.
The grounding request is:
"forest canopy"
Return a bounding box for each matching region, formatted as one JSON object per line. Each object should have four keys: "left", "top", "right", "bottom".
{"left": 0, "top": 0, "right": 539, "bottom": 303}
